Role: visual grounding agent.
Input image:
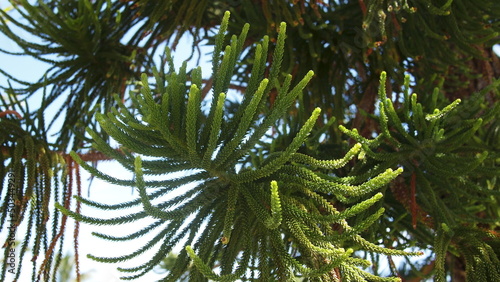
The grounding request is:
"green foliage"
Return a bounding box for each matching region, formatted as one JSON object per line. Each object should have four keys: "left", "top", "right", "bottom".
{"left": 0, "top": 93, "right": 76, "bottom": 281}
{"left": 340, "top": 71, "right": 500, "bottom": 280}
{"left": 0, "top": 0, "right": 222, "bottom": 149}
{"left": 1, "top": 1, "right": 499, "bottom": 281}
{"left": 57, "top": 13, "right": 419, "bottom": 281}
{"left": 221, "top": 0, "right": 500, "bottom": 125}
{"left": 4, "top": 0, "right": 499, "bottom": 148}
{"left": 0, "top": 0, "right": 134, "bottom": 148}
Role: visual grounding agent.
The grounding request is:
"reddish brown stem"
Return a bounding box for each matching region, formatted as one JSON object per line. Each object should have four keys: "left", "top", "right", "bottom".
{"left": 0, "top": 110, "right": 23, "bottom": 119}
{"left": 358, "top": 0, "right": 367, "bottom": 17}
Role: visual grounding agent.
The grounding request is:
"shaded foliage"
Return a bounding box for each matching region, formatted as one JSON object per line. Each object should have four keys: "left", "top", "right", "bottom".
{"left": 1, "top": 0, "right": 499, "bottom": 281}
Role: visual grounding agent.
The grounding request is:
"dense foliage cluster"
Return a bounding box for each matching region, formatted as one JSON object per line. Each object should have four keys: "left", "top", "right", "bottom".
{"left": 1, "top": 1, "right": 499, "bottom": 281}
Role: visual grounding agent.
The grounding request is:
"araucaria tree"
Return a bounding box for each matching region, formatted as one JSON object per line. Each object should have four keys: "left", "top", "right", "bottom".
{"left": 1, "top": 1, "right": 499, "bottom": 281}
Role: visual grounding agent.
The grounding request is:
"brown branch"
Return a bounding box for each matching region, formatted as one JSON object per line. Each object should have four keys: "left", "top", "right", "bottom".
{"left": 0, "top": 110, "right": 23, "bottom": 119}
{"left": 200, "top": 78, "right": 247, "bottom": 99}
{"left": 76, "top": 150, "right": 118, "bottom": 162}
{"left": 358, "top": 0, "right": 367, "bottom": 17}
{"left": 201, "top": 76, "right": 213, "bottom": 100}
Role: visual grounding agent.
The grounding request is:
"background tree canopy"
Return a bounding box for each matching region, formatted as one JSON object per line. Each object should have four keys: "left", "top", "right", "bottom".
{"left": 1, "top": 0, "right": 499, "bottom": 281}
